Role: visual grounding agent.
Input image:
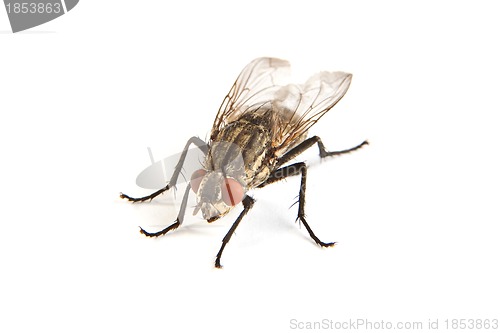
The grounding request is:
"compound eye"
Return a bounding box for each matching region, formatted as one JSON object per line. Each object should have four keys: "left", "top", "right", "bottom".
{"left": 190, "top": 169, "right": 207, "bottom": 193}
{"left": 221, "top": 178, "right": 244, "bottom": 206}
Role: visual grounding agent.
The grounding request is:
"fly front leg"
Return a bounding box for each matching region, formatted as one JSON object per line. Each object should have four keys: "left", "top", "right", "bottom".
{"left": 259, "top": 162, "right": 335, "bottom": 247}
{"left": 139, "top": 183, "right": 192, "bottom": 237}
{"left": 120, "top": 186, "right": 171, "bottom": 203}
{"left": 276, "top": 136, "right": 368, "bottom": 168}
{"left": 120, "top": 136, "right": 208, "bottom": 202}
{"left": 215, "top": 196, "right": 255, "bottom": 268}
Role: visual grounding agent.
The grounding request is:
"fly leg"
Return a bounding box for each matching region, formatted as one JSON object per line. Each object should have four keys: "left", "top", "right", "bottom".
{"left": 120, "top": 136, "right": 208, "bottom": 202}
{"left": 120, "top": 186, "right": 170, "bottom": 203}
{"left": 139, "top": 183, "right": 192, "bottom": 237}
{"left": 215, "top": 196, "right": 255, "bottom": 268}
{"left": 276, "top": 136, "right": 368, "bottom": 168}
{"left": 258, "top": 162, "right": 335, "bottom": 247}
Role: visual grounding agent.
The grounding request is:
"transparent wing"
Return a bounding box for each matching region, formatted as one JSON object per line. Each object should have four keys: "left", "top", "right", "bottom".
{"left": 271, "top": 71, "right": 352, "bottom": 154}
{"left": 210, "top": 57, "right": 290, "bottom": 141}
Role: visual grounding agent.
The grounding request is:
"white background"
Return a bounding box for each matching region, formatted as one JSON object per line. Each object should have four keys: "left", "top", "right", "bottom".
{"left": 1, "top": 1, "right": 499, "bottom": 332}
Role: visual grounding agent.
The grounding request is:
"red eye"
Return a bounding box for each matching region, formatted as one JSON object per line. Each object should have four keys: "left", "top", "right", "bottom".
{"left": 190, "top": 169, "right": 207, "bottom": 193}
{"left": 221, "top": 178, "right": 244, "bottom": 206}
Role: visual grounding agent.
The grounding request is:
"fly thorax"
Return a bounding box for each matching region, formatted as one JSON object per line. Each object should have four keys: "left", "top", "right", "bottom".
{"left": 208, "top": 141, "right": 246, "bottom": 175}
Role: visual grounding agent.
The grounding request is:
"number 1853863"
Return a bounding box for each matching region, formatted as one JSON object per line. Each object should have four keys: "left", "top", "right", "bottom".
{"left": 6, "top": 2, "right": 62, "bottom": 14}
{"left": 444, "top": 319, "right": 499, "bottom": 330}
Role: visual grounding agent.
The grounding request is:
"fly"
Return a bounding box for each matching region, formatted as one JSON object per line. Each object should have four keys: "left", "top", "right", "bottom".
{"left": 120, "top": 57, "right": 368, "bottom": 268}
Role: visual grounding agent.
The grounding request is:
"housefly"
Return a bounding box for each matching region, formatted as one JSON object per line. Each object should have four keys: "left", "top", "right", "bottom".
{"left": 120, "top": 57, "right": 368, "bottom": 268}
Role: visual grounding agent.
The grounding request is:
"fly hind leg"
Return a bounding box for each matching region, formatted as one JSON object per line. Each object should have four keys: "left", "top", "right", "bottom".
{"left": 259, "top": 162, "right": 335, "bottom": 247}
{"left": 275, "top": 136, "right": 368, "bottom": 168}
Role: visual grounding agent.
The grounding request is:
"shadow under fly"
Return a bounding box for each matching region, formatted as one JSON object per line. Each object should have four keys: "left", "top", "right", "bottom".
{"left": 120, "top": 57, "right": 368, "bottom": 268}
